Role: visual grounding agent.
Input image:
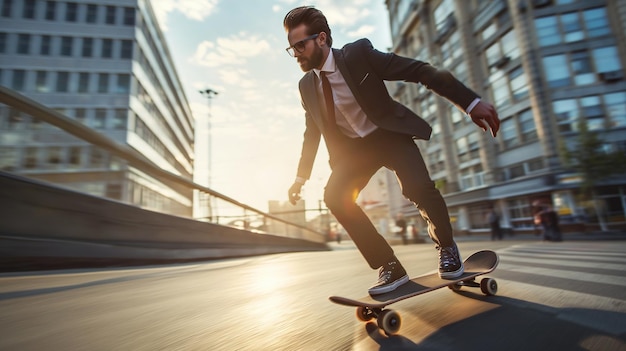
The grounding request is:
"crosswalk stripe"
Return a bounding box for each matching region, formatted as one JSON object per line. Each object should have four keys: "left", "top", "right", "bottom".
{"left": 498, "top": 262, "right": 626, "bottom": 287}
{"left": 502, "top": 255, "right": 626, "bottom": 271}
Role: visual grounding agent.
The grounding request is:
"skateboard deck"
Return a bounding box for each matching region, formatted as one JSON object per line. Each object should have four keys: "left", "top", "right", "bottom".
{"left": 329, "top": 250, "right": 499, "bottom": 335}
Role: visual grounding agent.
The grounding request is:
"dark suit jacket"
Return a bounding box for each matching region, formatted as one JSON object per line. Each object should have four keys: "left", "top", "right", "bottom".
{"left": 295, "top": 38, "right": 479, "bottom": 181}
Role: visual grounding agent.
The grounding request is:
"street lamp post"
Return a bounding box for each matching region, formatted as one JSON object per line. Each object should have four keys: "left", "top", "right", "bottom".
{"left": 199, "top": 88, "right": 218, "bottom": 221}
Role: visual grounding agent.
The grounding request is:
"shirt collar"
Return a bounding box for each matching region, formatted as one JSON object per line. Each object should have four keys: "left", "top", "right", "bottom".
{"left": 313, "top": 49, "right": 336, "bottom": 79}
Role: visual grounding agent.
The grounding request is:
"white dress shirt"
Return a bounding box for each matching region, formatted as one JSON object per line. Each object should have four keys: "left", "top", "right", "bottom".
{"left": 313, "top": 50, "right": 378, "bottom": 138}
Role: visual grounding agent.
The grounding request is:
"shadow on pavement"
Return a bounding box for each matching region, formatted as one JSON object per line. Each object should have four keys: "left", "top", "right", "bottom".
{"left": 361, "top": 292, "right": 626, "bottom": 351}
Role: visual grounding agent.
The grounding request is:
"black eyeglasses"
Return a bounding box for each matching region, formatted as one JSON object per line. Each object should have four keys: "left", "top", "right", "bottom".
{"left": 285, "top": 33, "right": 319, "bottom": 57}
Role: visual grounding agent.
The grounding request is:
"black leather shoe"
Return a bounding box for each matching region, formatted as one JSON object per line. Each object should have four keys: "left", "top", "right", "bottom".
{"left": 368, "top": 259, "right": 409, "bottom": 295}
{"left": 438, "top": 244, "right": 464, "bottom": 279}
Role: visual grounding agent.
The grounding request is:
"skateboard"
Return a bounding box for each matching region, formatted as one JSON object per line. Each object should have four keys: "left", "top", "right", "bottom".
{"left": 329, "top": 250, "right": 499, "bottom": 335}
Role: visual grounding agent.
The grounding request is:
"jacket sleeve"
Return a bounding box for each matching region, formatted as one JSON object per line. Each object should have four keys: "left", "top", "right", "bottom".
{"left": 359, "top": 39, "right": 479, "bottom": 112}
{"left": 295, "top": 100, "right": 321, "bottom": 181}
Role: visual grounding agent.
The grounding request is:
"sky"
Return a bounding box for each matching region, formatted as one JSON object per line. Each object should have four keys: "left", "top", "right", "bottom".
{"left": 150, "top": 0, "right": 393, "bottom": 212}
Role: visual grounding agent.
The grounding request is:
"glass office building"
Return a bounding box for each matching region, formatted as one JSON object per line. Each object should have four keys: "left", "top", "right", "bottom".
{"left": 0, "top": 0, "right": 195, "bottom": 217}
{"left": 384, "top": 0, "right": 626, "bottom": 233}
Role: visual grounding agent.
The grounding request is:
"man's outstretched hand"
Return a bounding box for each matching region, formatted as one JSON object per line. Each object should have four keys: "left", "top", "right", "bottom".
{"left": 288, "top": 182, "right": 303, "bottom": 205}
{"left": 469, "top": 101, "right": 500, "bottom": 137}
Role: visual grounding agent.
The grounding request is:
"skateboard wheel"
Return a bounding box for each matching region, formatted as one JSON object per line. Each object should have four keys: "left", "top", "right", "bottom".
{"left": 378, "top": 309, "right": 401, "bottom": 335}
{"left": 448, "top": 283, "right": 462, "bottom": 292}
{"left": 480, "top": 278, "right": 498, "bottom": 296}
{"left": 356, "top": 306, "right": 373, "bottom": 322}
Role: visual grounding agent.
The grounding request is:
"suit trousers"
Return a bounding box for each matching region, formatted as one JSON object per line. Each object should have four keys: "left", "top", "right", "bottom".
{"left": 323, "top": 128, "right": 455, "bottom": 269}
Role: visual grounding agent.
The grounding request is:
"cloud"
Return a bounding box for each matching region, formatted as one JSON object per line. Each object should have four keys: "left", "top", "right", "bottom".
{"left": 190, "top": 32, "right": 271, "bottom": 68}
{"left": 151, "top": 0, "right": 219, "bottom": 30}
{"left": 347, "top": 24, "right": 376, "bottom": 38}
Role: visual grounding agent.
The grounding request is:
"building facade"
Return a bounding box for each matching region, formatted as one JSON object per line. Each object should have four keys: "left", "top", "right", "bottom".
{"left": 383, "top": 0, "right": 626, "bottom": 234}
{"left": 0, "top": 0, "right": 195, "bottom": 217}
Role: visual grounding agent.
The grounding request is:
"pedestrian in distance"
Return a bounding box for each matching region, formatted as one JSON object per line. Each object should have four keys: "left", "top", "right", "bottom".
{"left": 395, "top": 213, "right": 408, "bottom": 245}
{"left": 283, "top": 6, "right": 500, "bottom": 295}
{"left": 487, "top": 207, "right": 503, "bottom": 241}
{"left": 534, "top": 204, "right": 563, "bottom": 242}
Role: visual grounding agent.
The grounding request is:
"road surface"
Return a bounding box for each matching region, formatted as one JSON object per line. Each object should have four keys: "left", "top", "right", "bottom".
{"left": 1, "top": 239, "right": 625, "bottom": 350}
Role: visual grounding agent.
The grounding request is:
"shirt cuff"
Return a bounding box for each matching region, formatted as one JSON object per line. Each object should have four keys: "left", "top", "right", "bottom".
{"left": 465, "top": 98, "right": 481, "bottom": 114}
{"left": 295, "top": 177, "right": 307, "bottom": 185}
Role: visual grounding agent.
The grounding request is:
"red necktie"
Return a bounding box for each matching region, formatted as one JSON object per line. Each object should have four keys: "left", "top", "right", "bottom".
{"left": 320, "top": 72, "right": 336, "bottom": 125}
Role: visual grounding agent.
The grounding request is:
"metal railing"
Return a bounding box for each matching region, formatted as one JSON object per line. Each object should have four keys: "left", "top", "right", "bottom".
{"left": 0, "top": 86, "right": 326, "bottom": 243}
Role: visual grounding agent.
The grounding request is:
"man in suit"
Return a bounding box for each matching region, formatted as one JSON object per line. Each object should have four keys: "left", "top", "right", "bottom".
{"left": 283, "top": 6, "right": 500, "bottom": 295}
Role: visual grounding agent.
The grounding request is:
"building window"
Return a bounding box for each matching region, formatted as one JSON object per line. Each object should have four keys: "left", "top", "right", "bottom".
{"left": 12, "top": 69, "right": 25, "bottom": 91}
{"left": 536, "top": 8, "right": 609, "bottom": 48}
{"left": 571, "top": 51, "right": 595, "bottom": 85}
{"left": 40, "top": 35, "right": 51, "bottom": 55}
{"left": 23, "top": 0, "right": 35, "bottom": 19}
{"left": 509, "top": 67, "right": 528, "bottom": 101}
{"left": 106, "top": 183, "right": 122, "bottom": 200}
{"left": 24, "top": 147, "right": 39, "bottom": 169}
{"left": 427, "top": 149, "right": 445, "bottom": 174}
{"left": 35, "top": 71, "right": 48, "bottom": 92}
{"left": 89, "top": 147, "right": 106, "bottom": 168}
{"left": 65, "top": 2, "right": 77, "bottom": 22}
{"left": 605, "top": 92, "right": 626, "bottom": 128}
{"left": 98, "top": 73, "right": 109, "bottom": 93}
{"left": 120, "top": 40, "right": 133, "bottom": 59}
{"left": 123, "top": 7, "right": 135, "bottom": 25}
{"left": 434, "top": 0, "right": 454, "bottom": 33}
{"left": 450, "top": 104, "right": 463, "bottom": 125}
{"left": 581, "top": 96, "right": 604, "bottom": 131}
{"left": 94, "top": 108, "right": 107, "bottom": 128}
{"left": 561, "top": 12, "right": 584, "bottom": 43}
{"left": 0, "top": 147, "right": 19, "bottom": 171}
{"left": 81, "top": 38, "right": 93, "bottom": 57}
{"left": 468, "top": 203, "right": 490, "bottom": 230}
{"left": 68, "top": 146, "right": 82, "bottom": 168}
{"left": 593, "top": 46, "right": 622, "bottom": 76}
{"left": 543, "top": 54, "right": 570, "bottom": 88}
{"left": 113, "top": 109, "right": 127, "bottom": 129}
{"left": 86, "top": 4, "right": 97, "bottom": 23}
{"left": 101, "top": 38, "right": 113, "bottom": 58}
{"left": 519, "top": 109, "right": 537, "bottom": 142}
{"left": 554, "top": 98, "right": 579, "bottom": 132}
{"left": 45, "top": 1, "right": 56, "bottom": 20}
{"left": 105, "top": 5, "right": 116, "bottom": 24}
{"left": 1, "top": 0, "right": 12, "bottom": 17}
{"left": 78, "top": 72, "right": 89, "bottom": 93}
{"left": 440, "top": 31, "right": 461, "bottom": 68}
{"left": 459, "top": 165, "right": 484, "bottom": 191}
{"left": 535, "top": 16, "right": 560, "bottom": 47}
{"left": 61, "top": 36, "right": 72, "bottom": 56}
{"left": 583, "top": 8, "right": 610, "bottom": 38}
{"left": 74, "top": 108, "right": 86, "bottom": 123}
{"left": 17, "top": 34, "right": 30, "bottom": 54}
{"left": 45, "top": 147, "right": 63, "bottom": 169}
{"left": 491, "top": 72, "right": 510, "bottom": 107}
{"left": 0, "top": 33, "right": 6, "bottom": 54}
{"left": 116, "top": 74, "right": 130, "bottom": 93}
{"left": 507, "top": 198, "right": 533, "bottom": 229}
{"left": 500, "top": 117, "right": 518, "bottom": 148}
{"left": 56, "top": 71, "right": 69, "bottom": 92}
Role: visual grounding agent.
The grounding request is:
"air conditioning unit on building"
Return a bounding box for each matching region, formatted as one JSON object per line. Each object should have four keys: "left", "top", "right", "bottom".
{"left": 600, "top": 70, "right": 624, "bottom": 82}
{"left": 533, "top": 0, "right": 552, "bottom": 8}
{"left": 493, "top": 56, "right": 511, "bottom": 69}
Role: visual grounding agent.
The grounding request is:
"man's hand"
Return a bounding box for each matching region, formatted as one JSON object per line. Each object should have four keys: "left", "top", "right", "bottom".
{"left": 469, "top": 101, "right": 500, "bottom": 137}
{"left": 288, "top": 182, "right": 303, "bottom": 205}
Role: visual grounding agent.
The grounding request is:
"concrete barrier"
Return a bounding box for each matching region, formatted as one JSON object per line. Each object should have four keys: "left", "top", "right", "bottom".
{"left": 0, "top": 172, "right": 328, "bottom": 271}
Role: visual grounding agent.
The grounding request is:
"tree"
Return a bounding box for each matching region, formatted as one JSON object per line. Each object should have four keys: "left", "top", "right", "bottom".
{"left": 558, "top": 120, "right": 626, "bottom": 231}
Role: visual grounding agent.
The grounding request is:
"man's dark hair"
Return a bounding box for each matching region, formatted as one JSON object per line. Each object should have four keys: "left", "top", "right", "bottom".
{"left": 283, "top": 6, "right": 333, "bottom": 47}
